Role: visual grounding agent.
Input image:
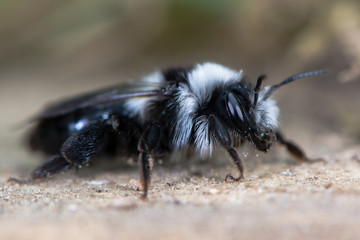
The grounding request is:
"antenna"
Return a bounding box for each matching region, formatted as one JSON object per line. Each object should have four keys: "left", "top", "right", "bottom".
{"left": 262, "top": 70, "right": 327, "bottom": 100}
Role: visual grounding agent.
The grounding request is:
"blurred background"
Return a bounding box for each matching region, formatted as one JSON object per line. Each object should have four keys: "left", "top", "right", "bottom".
{"left": 1, "top": 0, "right": 360, "bottom": 170}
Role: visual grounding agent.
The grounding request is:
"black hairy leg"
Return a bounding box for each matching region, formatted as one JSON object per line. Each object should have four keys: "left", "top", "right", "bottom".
{"left": 60, "top": 121, "right": 114, "bottom": 166}
{"left": 209, "top": 115, "right": 245, "bottom": 182}
{"left": 8, "top": 155, "right": 72, "bottom": 184}
{"left": 31, "top": 155, "right": 73, "bottom": 180}
{"left": 137, "top": 122, "right": 162, "bottom": 199}
{"left": 9, "top": 120, "right": 116, "bottom": 183}
{"left": 224, "top": 147, "right": 245, "bottom": 181}
{"left": 275, "top": 131, "right": 324, "bottom": 163}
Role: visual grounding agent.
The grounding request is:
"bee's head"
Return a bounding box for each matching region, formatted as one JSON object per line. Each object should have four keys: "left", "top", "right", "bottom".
{"left": 224, "top": 70, "right": 326, "bottom": 151}
{"left": 223, "top": 85, "right": 276, "bottom": 152}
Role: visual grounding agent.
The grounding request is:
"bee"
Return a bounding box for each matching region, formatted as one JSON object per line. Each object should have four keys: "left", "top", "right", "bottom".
{"left": 10, "top": 63, "right": 326, "bottom": 198}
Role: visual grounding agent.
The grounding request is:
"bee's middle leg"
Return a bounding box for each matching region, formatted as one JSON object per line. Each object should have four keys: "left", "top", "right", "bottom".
{"left": 137, "top": 122, "right": 162, "bottom": 199}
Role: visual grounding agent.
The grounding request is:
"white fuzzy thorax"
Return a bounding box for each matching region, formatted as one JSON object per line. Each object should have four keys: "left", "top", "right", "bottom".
{"left": 173, "top": 63, "right": 244, "bottom": 157}
{"left": 188, "top": 63, "right": 243, "bottom": 105}
{"left": 194, "top": 115, "right": 213, "bottom": 157}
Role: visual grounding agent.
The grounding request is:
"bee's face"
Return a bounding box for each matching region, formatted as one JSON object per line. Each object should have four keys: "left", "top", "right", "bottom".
{"left": 223, "top": 89, "right": 276, "bottom": 152}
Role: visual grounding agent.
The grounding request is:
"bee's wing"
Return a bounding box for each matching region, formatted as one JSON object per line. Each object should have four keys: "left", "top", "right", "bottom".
{"left": 30, "top": 81, "right": 176, "bottom": 121}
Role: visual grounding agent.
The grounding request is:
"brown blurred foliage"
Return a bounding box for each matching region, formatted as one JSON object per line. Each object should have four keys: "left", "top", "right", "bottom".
{"left": 0, "top": 0, "right": 359, "bottom": 79}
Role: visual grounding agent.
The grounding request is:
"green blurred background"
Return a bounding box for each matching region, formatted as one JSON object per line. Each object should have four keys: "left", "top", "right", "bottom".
{"left": 1, "top": 0, "right": 360, "bottom": 168}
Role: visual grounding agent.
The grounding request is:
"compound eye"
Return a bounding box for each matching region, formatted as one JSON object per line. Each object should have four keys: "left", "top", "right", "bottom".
{"left": 225, "top": 92, "right": 247, "bottom": 131}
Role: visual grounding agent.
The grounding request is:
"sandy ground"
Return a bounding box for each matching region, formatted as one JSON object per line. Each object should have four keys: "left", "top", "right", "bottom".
{"left": 1, "top": 69, "right": 360, "bottom": 240}
{"left": 1, "top": 150, "right": 360, "bottom": 240}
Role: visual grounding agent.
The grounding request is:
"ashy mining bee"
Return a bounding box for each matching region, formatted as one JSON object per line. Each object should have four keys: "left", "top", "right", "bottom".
{"left": 10, "top": 63, "right": 326, "bottom": 198}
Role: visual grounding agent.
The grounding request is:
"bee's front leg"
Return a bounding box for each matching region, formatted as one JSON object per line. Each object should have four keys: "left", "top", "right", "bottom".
{"left": 275, "top": 131, "right": 324, "bottom": 163}
{"left": 209, "top": 114, "right": 245, "bottom": 182}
